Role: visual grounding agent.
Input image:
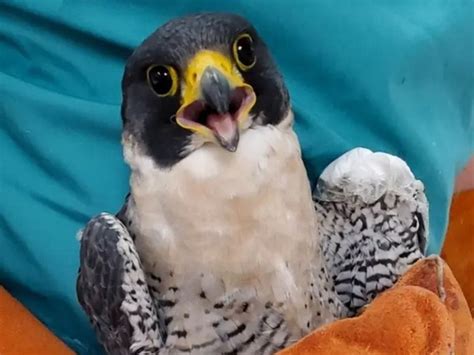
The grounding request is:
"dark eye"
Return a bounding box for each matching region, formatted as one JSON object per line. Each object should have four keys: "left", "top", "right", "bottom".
{"left": 146, "top": 65, "right": 178, "bottom": 97}
{"left": 233, "top": 33, "right": 256, "bottom": 70}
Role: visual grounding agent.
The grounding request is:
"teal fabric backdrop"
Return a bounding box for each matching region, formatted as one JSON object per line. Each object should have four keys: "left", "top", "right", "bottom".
{"left": 0, "top": 1, "right": 473, "bottom": 353}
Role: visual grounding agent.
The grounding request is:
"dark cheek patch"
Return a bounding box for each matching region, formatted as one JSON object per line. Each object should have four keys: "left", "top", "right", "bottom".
{"left": 124, "top": 88, "right": 192, "bottom": 167}
{"left": 143, "top": 116, "right": 192, "bottom": 167}
{"left": 243, "top": 64, "right": 288, "bottom": 125}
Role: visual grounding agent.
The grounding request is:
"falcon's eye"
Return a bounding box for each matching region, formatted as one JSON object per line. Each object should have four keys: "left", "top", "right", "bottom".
{"left": 146, "top": 65, "right": 178, "bottom": 97}
{"left": 233, "top": 33, "right": 256, "bottom": 71}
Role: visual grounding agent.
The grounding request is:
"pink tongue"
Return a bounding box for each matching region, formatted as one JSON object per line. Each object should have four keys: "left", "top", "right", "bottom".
{"left": 206, "top": 113, "right": 238, "bottom": 144}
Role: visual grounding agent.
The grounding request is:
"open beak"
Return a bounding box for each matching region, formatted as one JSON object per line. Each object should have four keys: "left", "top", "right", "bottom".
{"left": 176, "top": 50, "right": 256, "bottom": 152}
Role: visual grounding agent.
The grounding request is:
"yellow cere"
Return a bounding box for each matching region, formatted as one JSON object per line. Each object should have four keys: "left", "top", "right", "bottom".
{"left": 176, "top": 49, "right": 257, "bottom": 139}
{"left": 181, "top": 50, "right": 244, "bottom": 106}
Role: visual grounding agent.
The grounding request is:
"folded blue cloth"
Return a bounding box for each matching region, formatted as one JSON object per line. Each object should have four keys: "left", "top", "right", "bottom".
{"left": 1, "top": 1, "right": 472, "bottom": 353}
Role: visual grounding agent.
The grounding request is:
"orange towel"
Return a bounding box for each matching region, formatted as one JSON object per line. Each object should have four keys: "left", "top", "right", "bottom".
{"left": 279, "top": 285, "right": 455, "bottom": 355}
{"left": 0, "top": 286, "right": 74, "bottom": 355}
{"left": 280, "top": 258, "right": 474, "bottom": 355}
{"left": 442, "top": 189, "right": 474, "bottom": 315}
{"left": 396, "top": 258, "right": 474, "bottom": 355}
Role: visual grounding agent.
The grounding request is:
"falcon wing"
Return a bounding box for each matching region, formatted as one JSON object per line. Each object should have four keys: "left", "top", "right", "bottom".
{"left": 313, "top": 148, "right": 428, "bottom": 317}
{"left": 77, "top": 212, "right": 162, "bottom": 354}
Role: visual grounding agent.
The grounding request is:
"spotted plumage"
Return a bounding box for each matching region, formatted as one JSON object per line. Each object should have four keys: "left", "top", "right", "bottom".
{"left": 313, "top": 148, "right": 428, "bottom": 317}
{"left": 77, "top": 13, "right": 428, "bottom": 355}
{"left": 77, "top": 213, "right": 162, "bottom": 354}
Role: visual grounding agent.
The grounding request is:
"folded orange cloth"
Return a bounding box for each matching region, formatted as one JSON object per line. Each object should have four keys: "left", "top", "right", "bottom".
{"left": 279, "top": 257, "right": 473, "bottom": 355}
{"left": 0, "top": 286, "right": 74, "bottom": 355}
{"left": 442, "top": 189, "right": 474, "bottom": 315}
{"left": 396, "top": 257, "right": 474, "bottom": 355}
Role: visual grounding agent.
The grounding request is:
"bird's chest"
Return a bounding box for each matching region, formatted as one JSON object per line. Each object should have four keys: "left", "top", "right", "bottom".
{"left": 127, "top": 125, "right": 319, "bottom": 331}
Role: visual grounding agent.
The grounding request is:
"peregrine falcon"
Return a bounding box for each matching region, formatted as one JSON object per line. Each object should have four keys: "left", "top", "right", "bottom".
{"left": 77, "top": 13, "right": 428, "bottom": 355}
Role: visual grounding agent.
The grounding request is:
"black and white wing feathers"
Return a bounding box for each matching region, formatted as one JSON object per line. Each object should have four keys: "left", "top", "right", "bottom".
{"left": 77, "top": 213, "right": 162, "bottom": 354}
{"left": 313, "top": 148, "right": 428, "bottom": 317}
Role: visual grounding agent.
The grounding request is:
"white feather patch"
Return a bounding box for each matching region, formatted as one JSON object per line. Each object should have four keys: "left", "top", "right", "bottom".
{"left": 315, "top": 147, "right": 422, "bottom": 204}
{"left": 123, "top": 111, "right": 321, "bottom": 334}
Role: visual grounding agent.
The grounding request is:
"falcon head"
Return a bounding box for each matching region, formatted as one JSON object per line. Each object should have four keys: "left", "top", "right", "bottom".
{"left": 122, "top": 13, "right": 289, "bottom": 167}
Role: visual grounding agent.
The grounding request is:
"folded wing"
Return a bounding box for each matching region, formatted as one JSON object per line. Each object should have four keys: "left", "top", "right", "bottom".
{"left": 313, "top": 148, "right": 428, "bottom": 316}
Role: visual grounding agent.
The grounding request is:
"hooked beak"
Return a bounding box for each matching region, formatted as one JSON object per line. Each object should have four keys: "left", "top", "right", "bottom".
{"left": 176, "top": 50, "right": 256, "bottom": 152}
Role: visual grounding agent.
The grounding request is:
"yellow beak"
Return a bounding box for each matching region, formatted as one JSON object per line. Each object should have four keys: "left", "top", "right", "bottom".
{"left": 176, "top": 50, "right": 256, "bottom": 151}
